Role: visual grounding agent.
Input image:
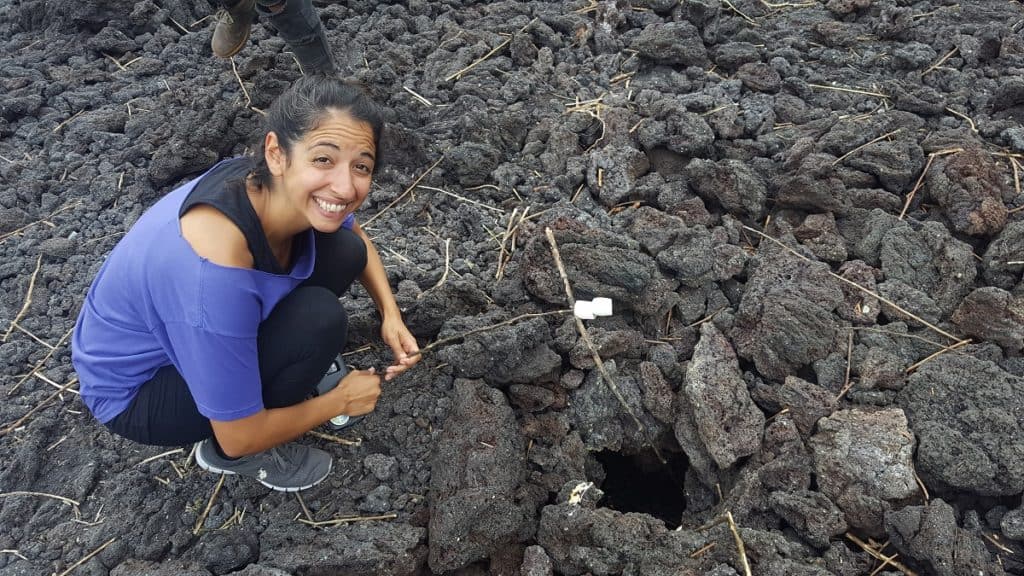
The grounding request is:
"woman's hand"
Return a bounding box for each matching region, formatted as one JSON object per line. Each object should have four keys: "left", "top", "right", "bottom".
{"left": 327, "top": 368, "right": 382, "bottom": 416}
{"left": 380, "top": 315, "right": 420, "bottom": 381}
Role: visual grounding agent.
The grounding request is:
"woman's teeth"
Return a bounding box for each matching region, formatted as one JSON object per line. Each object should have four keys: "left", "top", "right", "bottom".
{"left": 315, "top": 198, "right": 347, "bottom": 213}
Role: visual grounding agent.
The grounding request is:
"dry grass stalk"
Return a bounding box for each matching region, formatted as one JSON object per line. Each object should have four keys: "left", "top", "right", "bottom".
{"left": 417, "top": 185, "right": 504, "bottom": 213}
{"left": 444, "top": 19, "right": 536, "bottom": 82}
{"left": 3, "top": 255, "right": 42, "bottom": 342}
{"left": 495, "top": 207, "right": 519, "bottom": 280}
{"left": 0, "top": 200, "right": 82, "bottom": 243}
{"left": 0, "top": 378, "right": 79, "bottom": 436}
{"left": 402, "top": 85, "right": 433, "bottom": 106}
{"left": 52, "top": 110, "right": 84, "bottom": 133}
{"left": 846, "top": 533, "right": 918, "bottom": 576}
{"left": 833, "top": 129, "right": 901, "bottom": 166}
{"left": 297, "top": 513, "right": 397, "bottom": 528}
{"left": 167, "top": 16, "right": 190, "bottom": 35}
{"left": 905, "top": 338, "right": 971, "bottom": 374}
{"left": 945, "top": 107, "right": 977, "bottom": 132}
{"left": 193, "top": 473, "right": 226, "bottom": 534}
{"left": 913, "top": 469, "right": 930, "bottom": 503}
{"left": 33, "top": 371, "right": 80, "bottom": 395}
{"left": 725, "top": 511, "right": 753, "bottom": 576}
{"left": 8, "top": 326, "right": 75, "bottom": 396}
{"left": 137, "top": 448, "right": 185, "bottom": 467}
{"left": 808, "top": 83, "right": 890, "bottom": 99}
{"left": 0, "top": 490, "right": 80, "bottom": 507}
{"left": 836, "top": 331, "right": 855, "bottom": 402}
{"left": 761, "top": 0, "right": 816, "bottom": 7}
{"left": 983, "top": 532, "right": 1014, "bottom": 554}
{"left": 363, "top": 155, "right": 445, "bottom": 226}
{"left": 689, "top": 542, "right": 716, "bottom": 558}
{"left": 1008, "top": 157, "right": 1024, "bottom": 214}
{"left": 685, "top": 307, "right": 726, "bottom": 329}
{"left": 295, "top": 493, "right": 314, "bottom": 522}
{"left": 898, "top": 147, "right": 962, "bottom": 218}
{"left": 742, "top": 226, "right": 965, "bottom": 343}
{"left": 545, "top": 228, "right": 668, "bottom": 466}
{"left": 422, "top": 238, "right": 452, "bottom": 295}
{"left": 921, "top": 46, "right": 959, "bottom": 76}
{"left": 13, "top": 324, "right": 55, "bottom": 350}
{"left": 55, "top": 537, "right": 116, "bottom": 576}
{"left": 230, "top": 57, "right": 252, "bottom": 107}
{"left": 1, "top": 549, "right": 28, "bottom": 561}
{"left": 722, "top": 0, "right": 759, "bottom": 25}
{"left": 306, "top": 429, "right": 362, "bottom": 446}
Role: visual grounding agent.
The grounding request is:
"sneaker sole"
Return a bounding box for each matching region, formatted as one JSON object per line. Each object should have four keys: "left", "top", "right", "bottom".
{"left": 195, "top": 443, "right": 331, "bottom": 492}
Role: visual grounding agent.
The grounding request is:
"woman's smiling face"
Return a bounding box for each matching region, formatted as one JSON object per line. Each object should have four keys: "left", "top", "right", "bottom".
{"left": 266, "top": 108, "right": 376, "bottom": 233}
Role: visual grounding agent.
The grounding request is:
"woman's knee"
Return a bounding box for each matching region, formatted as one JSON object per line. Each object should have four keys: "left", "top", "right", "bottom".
{"left": 264, "top": 286, "right": 348, "bottom": 345}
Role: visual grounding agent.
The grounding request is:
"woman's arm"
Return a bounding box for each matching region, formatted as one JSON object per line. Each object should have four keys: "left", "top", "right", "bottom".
{"left": 212, "top": 369, "right": 380, "bottom": 457}
{"left": 352, "top": 222, "right": 420, "bottom": 380}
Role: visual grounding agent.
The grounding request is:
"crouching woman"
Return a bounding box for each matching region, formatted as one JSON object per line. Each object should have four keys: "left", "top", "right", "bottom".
{"left": 72, "top": 76, "right": 419, "bottom": 491}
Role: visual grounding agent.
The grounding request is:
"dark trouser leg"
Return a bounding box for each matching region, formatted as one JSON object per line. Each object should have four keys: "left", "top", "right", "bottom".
{"left": 105, "top": 229, "right": 367, "bottom": 446}
{"left": 257, "top": 0, "right": 336, "bottom": 75}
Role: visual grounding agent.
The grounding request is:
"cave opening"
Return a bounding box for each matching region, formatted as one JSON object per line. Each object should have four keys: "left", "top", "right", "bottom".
{"left": 594, "top": 448, "right": 689, "bottom": 529}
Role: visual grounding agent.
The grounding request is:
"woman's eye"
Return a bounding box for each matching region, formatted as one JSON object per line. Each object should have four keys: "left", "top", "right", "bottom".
{"left": 356, "top": 163, "right": 372, "bottom": 174}
{"left": 314, "top": 157, "right": 331, "bottom": 164}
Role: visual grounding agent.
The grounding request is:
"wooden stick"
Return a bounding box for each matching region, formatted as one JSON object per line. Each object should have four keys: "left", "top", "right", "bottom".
{"left": 423, "top": 238, "right": 452, "bottom": 294}
{"left": 495, "top": 207, "right": 519, "bottom": 280}
{"left": 833, "top": 129, "right": 901, "bottom": 166}
{"left": 362, "top": 155, "right": 445, "bottom": 226}
{"left": 836, "top": 331, "right": 855, "bottom": 402}
{"left": 193, "top": 473, "right": 226, "bottom": 534}
{"left": 726, "top": 511, "right": 753, "bottom": 576}
{"left": 0, "top": 201, "right": 82, "bottom": 243}
{"left": 741, "top": 226, "right": 965, "bottom": 343}
{"left": 0, "top": 378, "right": 79, "bottom": 436}
{"left": 0, "top": 549, "right": 28, "bottom": 561}
{"left": 32, "top": 371, "right": 80, "bottom": 395}
{"left": 945, "top": 107, "right": 977, "bottom": 132}
{"left": 905, "top": 338, "right": 971, "bottom": 374}
{"left": 3, "top": 255, "right": 42, "bottom": 342}
{"left": 0, "top": 491, "right": 80, "bottom": 507}
{"left": 297, "top": 513, "right": 397, "bottom": 527}
{"left": 295, "top": 493, "right": 314, "bottom": 522}
{"left": 722, "top": 0, "right": 758, "bottom": 25}
{"left": 55, "top": 538, "right": 116, "bottom": 576}
{"left": 402, "top": 85, "right": 433, "bottom": 107}
{"left": 52, "top": 110, "right": 84, "bottom": 133}
{"left": 445, "top": 19, "right": 536, "bottom": 82}
{"left": 545, "top": 228, "right": 668, "bottom": 465}
{"left": 689, "top": 542, "right": 716, "bottom": 558}
{"left": 407, "top": 310, "right": 570, "bottom": 361}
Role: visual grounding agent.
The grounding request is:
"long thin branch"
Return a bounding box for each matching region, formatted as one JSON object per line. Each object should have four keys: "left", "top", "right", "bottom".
{"left": 545, "top": 228, "right": 667, "bottom": 465}
{"left": 741, "top": 226, "right": 965, "bottom": 343}
{"left": 362, "top": 155, "right": 445, "bottom": 227}
{"left": 408, "top": 310, "right": 570, "bottom": 361}
{"left": 3, "top": 255, "right": 42, "bottom": 342}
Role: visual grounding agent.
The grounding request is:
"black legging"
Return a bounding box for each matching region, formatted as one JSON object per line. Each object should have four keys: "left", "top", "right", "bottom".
{"left": 105, "top": 229, "right": 367, "bottom": 446}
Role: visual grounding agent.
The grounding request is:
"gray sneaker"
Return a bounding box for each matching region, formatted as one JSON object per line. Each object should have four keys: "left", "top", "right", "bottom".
{"left": 315, "top": 354, "right": 364, "bottom": 432}
{"left": 195, "top": 439, "right": 332, "bottom": 492}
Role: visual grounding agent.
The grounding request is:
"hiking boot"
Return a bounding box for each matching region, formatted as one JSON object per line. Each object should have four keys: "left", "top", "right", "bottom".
{"left": 211, "top": 0, "right": 257, "bottom": 58}
{"left": 315, "top": 354, "right": 364, "bottom": 431}
{"left": 260, "top": 0, "right": 337, "bottom": 75}
{"left": 195, "top": 438, "right": 332, "bottom": 492}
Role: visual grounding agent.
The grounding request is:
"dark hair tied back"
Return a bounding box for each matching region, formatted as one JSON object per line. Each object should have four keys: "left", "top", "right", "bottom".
{"left": 249, "top": 76, "right": 384, "bottom": 189}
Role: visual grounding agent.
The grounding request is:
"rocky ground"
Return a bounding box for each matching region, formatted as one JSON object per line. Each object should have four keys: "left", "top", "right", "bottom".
{"left": 2, "top": 0, "right": 1024, "bottom": 574}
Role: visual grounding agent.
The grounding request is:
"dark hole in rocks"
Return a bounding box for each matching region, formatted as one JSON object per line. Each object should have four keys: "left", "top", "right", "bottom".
{"left": 595, "top": 448, "right": 688, "bottom": 528}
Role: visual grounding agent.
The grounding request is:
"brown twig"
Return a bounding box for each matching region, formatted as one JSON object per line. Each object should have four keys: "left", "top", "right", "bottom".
{"left": 137, "top": 448, "right": 185, "bottom": 467}
{"left": 230, "top": 57, "right": 252, "bottom": 107}
{"left": 983, "top": 533, "right": 1015, "bottom": 554}
{"left": 0, "top": 201, "right": 82, "bottom": 243}
{"left": 832, "top": 129, "right": 901, "bottom": 166}
{"left": 495, "top": 207, "right": 519, "bottom": 280}
{"left": 193, "top": 473, "right": 226, "bottom": 534}
{"left": 305, "top": 429, "right": 362, "bottom": 446}
{"left": 905, "top": 338, "right": 972, "bottom": 374}
{"left": 297, "top": 513, "right": 397, "bottom": 527}
{"left": 52, "top": 110, "right": 84, "bottom": 133}
{"left": 722, "top": 0, "right": 759, "bottom": 25}
{"left": 545, "top": 228, "right": 668, "bottom": 465}
{"left": 742, "top": 225, "right": 964, "bottom": 344}
{"left": 402, "top": 85, "right": 433, "bottom": 107}
{"left": 725, "top": 511, "right": 753, "bottom": 576}
{"left": 1008, "top": 157, "right": 1024, "bottom": 213}
{"left": 921, "top": 46, "right": 958, "bottom": 77}
{"left": 913, "top": 469, "right": 930, "bottom": 503}
{"left": 689, "top": 542, "right": 716, "bottom": 558}
{"left": 898, "top": 148, "right": 962, "bottom": 219}
{"left": 55, "top": 538, "right": 116, "bottom": 576}
{"left": 362, "top": 155, "right": 445, "bottom": 226}
{"left": 420, "top": 238, "right": 452, "bottom": 296}
{"left": 416, "top": 185, "right": 503, "bottom": 213}
{"left": 408, "top": 310, "right": 571, "bottom": 362}
{"left": 846, "top": 533, "right": 918, "bottom": 576}
{"left": 295, "top": 493, "right": 314, "bottom": 523}
{"left": 444, "top": 19, "right": 536, "bottom": 82}
{"left": 3, "top": 255, "right": 42, "bottom": 342}
{"left": 0, "top": 378, "right": 79, "bottom": 436}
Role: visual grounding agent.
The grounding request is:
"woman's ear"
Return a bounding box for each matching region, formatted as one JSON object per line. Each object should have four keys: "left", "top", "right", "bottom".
{"left": 265, "top": 132, "right": 286, "bottom": 177}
